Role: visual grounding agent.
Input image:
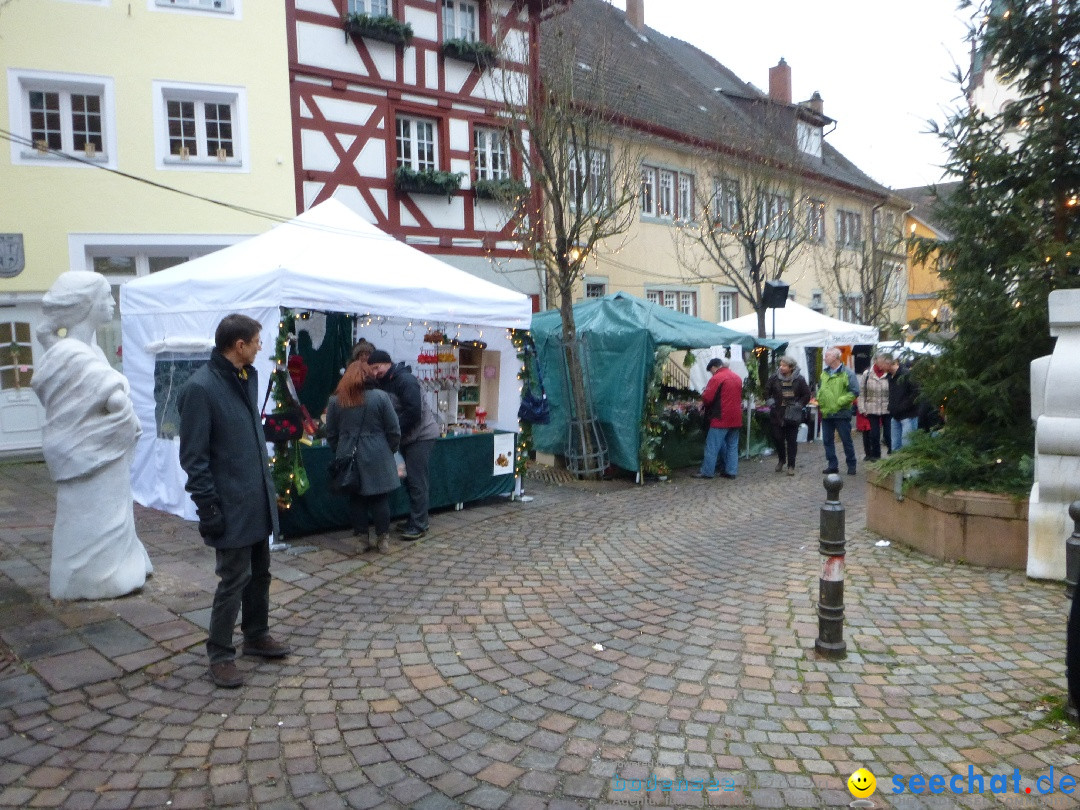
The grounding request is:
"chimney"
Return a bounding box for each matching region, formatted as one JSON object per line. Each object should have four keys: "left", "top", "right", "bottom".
{"left": 768, "top": 58, "right": 792, "bottom": 105}
{"left": 626, "top": 0, "right": 644, "bottom": 32}
{"left": 807, "top": 91, "right": 824, "bottom": 116}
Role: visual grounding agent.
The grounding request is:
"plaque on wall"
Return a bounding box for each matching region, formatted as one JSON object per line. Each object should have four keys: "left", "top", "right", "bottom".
{"left": 0, "top": 234, "right": 25, "bottom": 278}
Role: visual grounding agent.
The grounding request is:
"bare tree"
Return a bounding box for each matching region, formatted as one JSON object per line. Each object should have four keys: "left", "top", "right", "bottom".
{"left": 487, "top": 5, "right": 643, "bottom": 474}
{"left": 673, "top": 150, "right": 815, "bottom": 339}
{"left": 814, "top": 206, "right": 907, "bottom": 329}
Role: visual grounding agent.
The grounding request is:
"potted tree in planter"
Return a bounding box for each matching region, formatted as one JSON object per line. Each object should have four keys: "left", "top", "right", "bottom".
{"left": 343, "top": 12, "right": 413, "bottom": 47}
{"left": 442, "top": 38, "right": 499, "bottom": 69}
{"left": 394, "top": 166, "right": 464, "bottom": 200}
{"left": 872, "top": 0, "right": 1080, "bottom": 571}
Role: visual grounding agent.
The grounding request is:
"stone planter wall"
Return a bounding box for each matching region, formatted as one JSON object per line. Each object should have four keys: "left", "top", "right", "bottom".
{"left": 866, "top": 473, "right": 1028, "bottom": 570}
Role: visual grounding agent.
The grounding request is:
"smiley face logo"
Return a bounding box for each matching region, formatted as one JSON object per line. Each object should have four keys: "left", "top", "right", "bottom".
{"left": 848, "top": 768, "right": 877, "bottom": 798}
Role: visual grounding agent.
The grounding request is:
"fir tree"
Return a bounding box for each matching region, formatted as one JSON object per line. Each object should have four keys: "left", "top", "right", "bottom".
{"left": 896, "top": 0, "right": 1080, "bottom": 494}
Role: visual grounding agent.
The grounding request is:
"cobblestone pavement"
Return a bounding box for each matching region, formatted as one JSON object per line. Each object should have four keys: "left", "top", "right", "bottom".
{"left": 0, "top": 448, "right": 1078, "bottom": 810}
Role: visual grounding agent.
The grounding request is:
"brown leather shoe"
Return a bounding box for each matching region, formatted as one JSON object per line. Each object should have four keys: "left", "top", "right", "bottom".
{"left": 209, "top": 660, "right": 243, "bottom": 688}
{"left": 242, "top": 635, "right": 292, "bottom": 659}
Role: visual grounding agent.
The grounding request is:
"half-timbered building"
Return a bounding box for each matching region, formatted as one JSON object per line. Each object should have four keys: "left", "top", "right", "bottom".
{"left": 288, "top": 0, "right": 555, "bottom": 305}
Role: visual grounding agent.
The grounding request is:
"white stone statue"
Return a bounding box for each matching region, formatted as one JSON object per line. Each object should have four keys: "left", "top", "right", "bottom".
{"left": 31, "top": 271, "right": 153, "bottom": 599}
{"left": 1028, "top": 289, "right": 1080, "bottom": 580}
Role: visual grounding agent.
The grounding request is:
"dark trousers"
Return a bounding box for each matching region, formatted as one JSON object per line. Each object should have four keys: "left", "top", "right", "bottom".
{"left": 861, "top": 414, "right": 890, "bottom": 460}
{"left": 207, "top": 540, "right": 270, "bottom": 664}
{"left": 349, "top": 492, "right": 390, "bottom": 535}
{"left": 1069, "top": 584, "right": 1080, "bottom": 712}
{"left": 822, "top": 416, "right": 857, "bottom": 472}
{"left": 770, "top": 421, "right": 800, "bottom": 468}
{"left": 402, "top": 439, "right": 434, "bottom": 530}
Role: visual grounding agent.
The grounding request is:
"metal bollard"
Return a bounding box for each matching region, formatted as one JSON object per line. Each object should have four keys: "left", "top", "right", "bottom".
{"left": 815, "top": 473, "right": 847, "bottom": 659}
{"left": 1066, "top": 502, "right": 1080, "bottom": 723}
{"left": 1066, "top": 502, "right": 1080, "bottom": 600}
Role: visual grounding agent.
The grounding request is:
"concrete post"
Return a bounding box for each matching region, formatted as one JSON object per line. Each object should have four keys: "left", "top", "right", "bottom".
{"left": 816, "top": 473, "right": 847, "bottom": 659}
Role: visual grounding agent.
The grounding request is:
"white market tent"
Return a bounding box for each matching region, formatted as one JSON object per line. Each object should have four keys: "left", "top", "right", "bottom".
{"left": 121, "top": 198, "right": 532, "bottom": 519}
{"left": 689, "top": 301, "right": 879, "bottom": 390}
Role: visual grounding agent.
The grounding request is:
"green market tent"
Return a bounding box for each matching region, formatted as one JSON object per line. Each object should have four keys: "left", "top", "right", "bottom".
{"left": 530, "top": 292, "right": 786, "bottom": 472}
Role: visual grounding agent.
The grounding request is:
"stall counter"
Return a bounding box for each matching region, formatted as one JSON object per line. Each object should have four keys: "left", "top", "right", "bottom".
{"left": 280, "top": 429, "right": 517, "bottom": 538}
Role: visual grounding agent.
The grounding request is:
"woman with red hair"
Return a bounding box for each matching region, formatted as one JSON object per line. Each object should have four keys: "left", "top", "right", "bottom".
{"left": 325, "top": 361, "right": 401, "bottom": 552}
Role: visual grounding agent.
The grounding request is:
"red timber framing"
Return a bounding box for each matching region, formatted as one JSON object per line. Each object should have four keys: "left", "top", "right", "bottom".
{"left": 287, "top": 0, "right": 543, "bottom": 259}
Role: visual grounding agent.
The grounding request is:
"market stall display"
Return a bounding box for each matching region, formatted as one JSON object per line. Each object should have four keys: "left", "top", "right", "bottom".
{"left": 121, "top": 199, "right": 530, "bottom": 522}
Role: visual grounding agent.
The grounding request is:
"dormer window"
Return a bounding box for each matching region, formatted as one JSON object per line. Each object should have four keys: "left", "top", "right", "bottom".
{"left": 797, "top": 120, "right": 822, "bottom": 158}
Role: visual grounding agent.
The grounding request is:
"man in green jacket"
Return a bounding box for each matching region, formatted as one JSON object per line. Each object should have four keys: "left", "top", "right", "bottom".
{"left": 818, "top": 347, "right": 860, "bottom": 475}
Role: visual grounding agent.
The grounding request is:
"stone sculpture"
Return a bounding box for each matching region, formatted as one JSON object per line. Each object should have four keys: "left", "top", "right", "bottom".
{"left": 1028, "top": 289, "right": 1080, "bottom": 580}
{"left": 31, "top": 271, "right": 153, "bottom": 599}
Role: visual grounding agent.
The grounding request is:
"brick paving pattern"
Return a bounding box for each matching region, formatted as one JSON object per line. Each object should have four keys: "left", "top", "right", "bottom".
{"left": 0, "top": 448, "right": 1078, "bottom": 809}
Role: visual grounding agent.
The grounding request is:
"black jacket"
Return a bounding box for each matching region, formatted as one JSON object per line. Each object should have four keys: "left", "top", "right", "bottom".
{"left": 376, "top": 361, "right": 423, "bottom": 438}
{"left": 178, "top": 349, "right": 279, "bottom": 548}
{"left": 888, "top": 367, "right": 920, "bottom": 420}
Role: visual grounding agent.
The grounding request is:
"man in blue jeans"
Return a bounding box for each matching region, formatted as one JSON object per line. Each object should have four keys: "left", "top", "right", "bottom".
{"left": 694, "top": 358, "right": 743, "bottom": 479}
{"left": 817, "top": 347, "right": 860, "bottom": 475}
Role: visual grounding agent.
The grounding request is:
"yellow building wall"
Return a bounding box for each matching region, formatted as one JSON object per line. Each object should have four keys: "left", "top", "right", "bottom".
{"left": 905, "top": 215, "right": 946, "bottom": 326}
{"left": 0, "top": 0, "right": 296, "bottom": 295}
{"left": 574, "top": 138, "right": 907, "bottom": 329}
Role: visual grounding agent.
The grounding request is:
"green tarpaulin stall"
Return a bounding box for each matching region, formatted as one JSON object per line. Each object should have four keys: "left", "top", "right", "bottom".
{"left": 530, "top": 293, "right": 786, "bottom": 472}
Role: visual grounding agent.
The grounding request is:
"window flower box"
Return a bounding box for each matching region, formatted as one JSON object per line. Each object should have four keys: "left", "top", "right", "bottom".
{"left": 394, "top": 166, "right": 464, "bottom": 200}
{"left": 344, "top": 13, "right": 413, "bottom": 47}
{"left": 473, "top": 177, "right": 528, "bottom": 202}
{"left": 441, "top": 37, "right": 499, "bottom": 69}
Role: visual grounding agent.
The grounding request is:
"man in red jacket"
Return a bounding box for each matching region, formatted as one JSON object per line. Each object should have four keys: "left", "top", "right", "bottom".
{"left": 695, "top": 357, "right": 744, "bottom": 479}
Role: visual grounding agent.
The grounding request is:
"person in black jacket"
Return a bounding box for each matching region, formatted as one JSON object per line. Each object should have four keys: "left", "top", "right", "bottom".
{"left": 887, "top": 358, "right": 921, "bottom": 451}
{"left": 178, "top": 314, "right": 291, "bottom": 689}
{"left": 367, "top": 350, "right": 440, "bottom": 540}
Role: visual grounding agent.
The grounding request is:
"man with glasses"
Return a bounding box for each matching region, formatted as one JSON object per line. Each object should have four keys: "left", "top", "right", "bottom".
{"left": 179, "top": 314, "right": 291, "bottom": 688}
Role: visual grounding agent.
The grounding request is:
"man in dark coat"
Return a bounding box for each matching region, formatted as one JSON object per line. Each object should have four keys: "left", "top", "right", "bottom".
{"left": 178, "top": 314, "right": 291, "bottom": 688}
{"left": 367, "top": 350, "right": 440, "bottom": 540}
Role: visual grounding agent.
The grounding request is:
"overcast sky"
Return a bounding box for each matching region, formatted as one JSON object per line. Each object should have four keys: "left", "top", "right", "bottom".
{"left": 606, "top": 0, "right": 974, "bottom": 192}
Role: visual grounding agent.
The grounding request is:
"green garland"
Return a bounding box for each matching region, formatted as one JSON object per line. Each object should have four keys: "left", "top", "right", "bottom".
{"left": 268, "top": 308, "right": 301, "bottom": 511}
{"left": 510, "top": 328, "right": 533, "bottom": 479}
{"left": 639, "top": 347, "right": 671, "bottom": 477}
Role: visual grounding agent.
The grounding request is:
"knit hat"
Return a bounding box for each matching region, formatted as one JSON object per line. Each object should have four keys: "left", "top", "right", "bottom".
{"left": 368, "top": 349, "right": 392, "bottom": 365}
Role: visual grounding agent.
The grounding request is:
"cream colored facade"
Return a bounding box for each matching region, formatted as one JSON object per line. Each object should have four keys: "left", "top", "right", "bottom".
{"left": 0, "top": 0, "right": 295, "bottom": 451}
{"left": 576, "top": 138, "right": 909, "bottom": 330}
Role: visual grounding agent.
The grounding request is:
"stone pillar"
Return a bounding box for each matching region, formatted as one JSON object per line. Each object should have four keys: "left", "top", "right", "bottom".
{"left": 1028, "top": 289, "right": 1080, "bottom": 580}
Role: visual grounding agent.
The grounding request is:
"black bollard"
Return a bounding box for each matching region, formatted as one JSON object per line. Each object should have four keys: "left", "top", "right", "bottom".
{"left": 815, "top": 473, "right": 847, "bottom": 659}
{"left": 1065, "top": 502, "right": 1080, "bottom": 722}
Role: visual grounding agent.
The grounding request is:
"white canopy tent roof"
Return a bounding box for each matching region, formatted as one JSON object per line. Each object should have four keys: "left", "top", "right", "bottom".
{"left": 689, "top": 301, "right": 879, "bottom": 390}
{"left": 121, "top": 199, "right": 532, "bottom": 518}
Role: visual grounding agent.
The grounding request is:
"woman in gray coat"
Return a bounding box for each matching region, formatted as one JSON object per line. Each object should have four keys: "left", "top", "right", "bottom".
{"left": 325, "top": 360, "right": 401, "bottom": 553}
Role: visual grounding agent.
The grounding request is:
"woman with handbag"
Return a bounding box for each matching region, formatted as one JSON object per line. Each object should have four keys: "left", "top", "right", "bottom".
{"left": 764, "top": 355, "right": 812, "bottom": 475}
{"left": 325, "top": 361, "right": 401, "bottom": 553}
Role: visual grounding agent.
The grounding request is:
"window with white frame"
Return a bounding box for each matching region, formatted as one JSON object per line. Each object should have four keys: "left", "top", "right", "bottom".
{"left": 641, "top": 165, "right": 694, "bottom": 221}
{"left": 0, "top": 321, "right": 34, "bottom": 392}
{"left": 646, "top": 289, "right": 697, "bottom": 316}
{"left": 758, "top": 193, "right": 793, "bottom": 239}
{"left": 678, "top": 174, "right": 694, "bottom": 221}
{"left": 473, "top": 126, "right": 509, "bottom": 181}
{"left": 9, "top": 71, "right": 112, "bottom": 164}
{"left": 396, "top": 115, "right": 437, "bottom": 172}
{"left": 836, "top": 209, "right": 862, "bottom": 249}
{"left": 797, "top": 120, "right": 822, "bottom": 158}
{"left": 807, "top": 199, "right": 825, "bottom": 243}
{"left": 711, "top": 177, "right": 739, "bottom": 230}
{"left": 443, "top": 0, "right": 479, "bottom": 41}
{"left": 155, "top": 0, "right": 235, "bottom": 13}
{"left": 810, "top": 289, "right": 825, "bottom": 313}
{"left": 155, "top": 83, "right": 243, "bottom": 168}
{"left": 348, "top": 0, "right": 389, "bottom": 14}
{"left": 640, "top": 167, "right": 656, "bottom": 217}
{"left": 717, "top": 291, "right": 736, "bottom": 322}
{"left": 569, "top": 147, "right": 609, "bottom": 211}
{"left": 872, "top": 209, "right": 897, "bottom": 246}
{"left": 585, "top": 279, "right": 607, "bottom": 299}
{"left": 838, "top": 293, "right": 863, "bottom": 323}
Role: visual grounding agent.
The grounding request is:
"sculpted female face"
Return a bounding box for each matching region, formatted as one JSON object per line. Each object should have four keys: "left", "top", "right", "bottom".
{"left": 91, "top": 286, "right": 115, "bottom": 328}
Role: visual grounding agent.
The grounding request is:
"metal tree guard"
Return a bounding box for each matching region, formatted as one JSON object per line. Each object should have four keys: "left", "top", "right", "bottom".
{"left": 558, "top": 335, "right": 609, "bottom": 477}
